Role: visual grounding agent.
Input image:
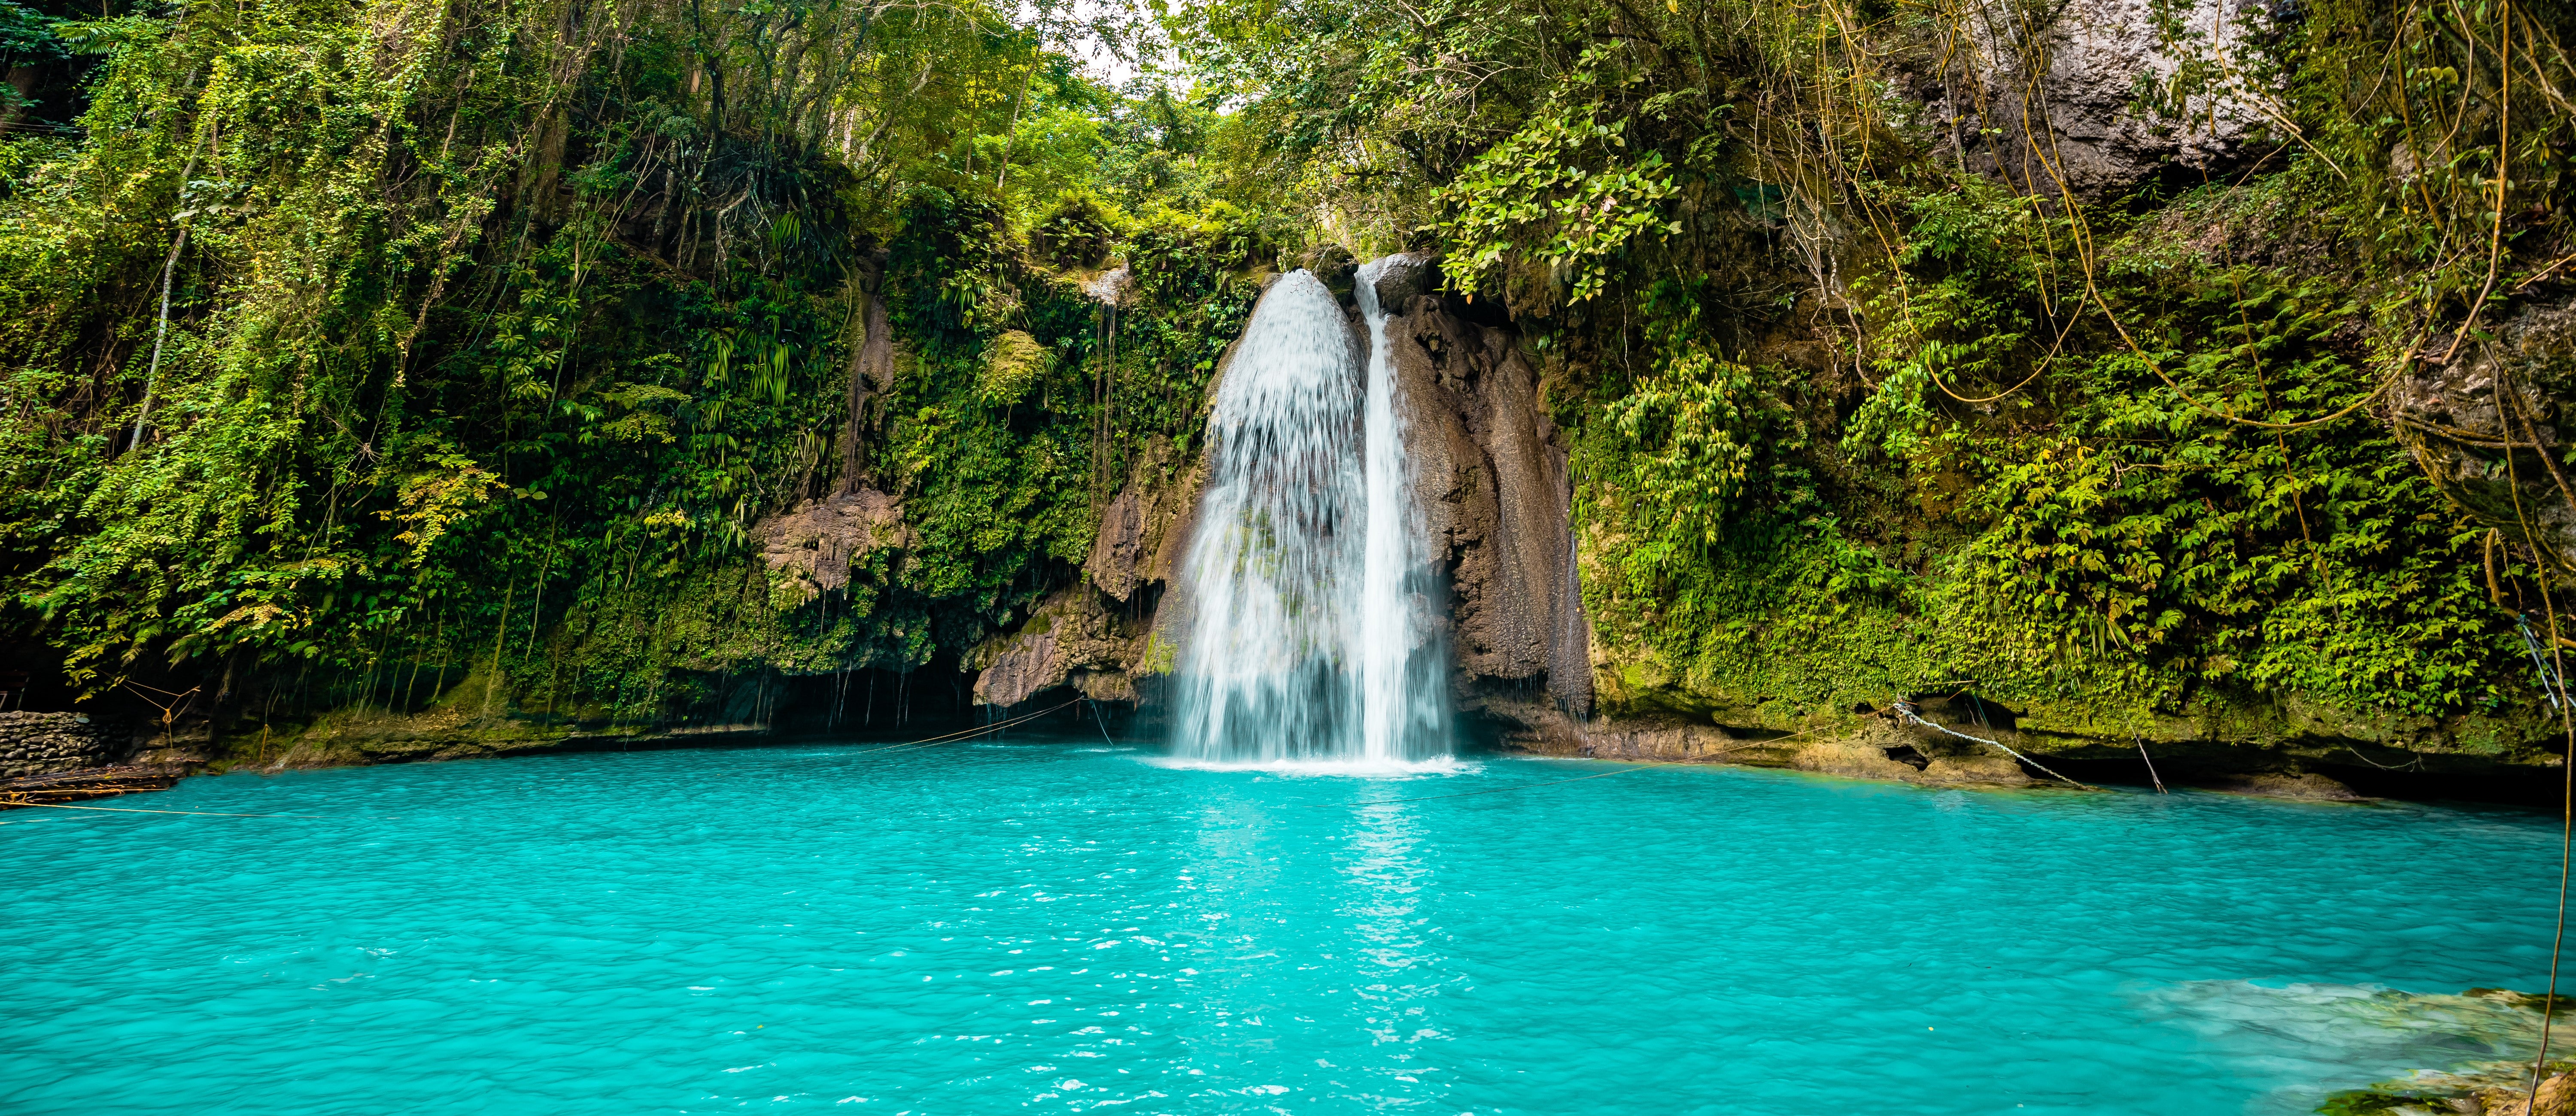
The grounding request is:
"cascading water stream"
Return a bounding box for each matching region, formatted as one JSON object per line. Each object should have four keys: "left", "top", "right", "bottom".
{"left": 1169, "top": 270, "right": 1364, "bottom": 764}
{"left": 1170, "top": 262, "right": 1449, "bottom": 768}
{"left": 1353, "top": 256, "right": 1449, "bottom": 762}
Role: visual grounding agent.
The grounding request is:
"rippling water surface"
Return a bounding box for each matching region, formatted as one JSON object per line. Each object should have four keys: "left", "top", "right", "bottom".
{"left": 1, "top": 734, "right": 2562, "bottom": 1114}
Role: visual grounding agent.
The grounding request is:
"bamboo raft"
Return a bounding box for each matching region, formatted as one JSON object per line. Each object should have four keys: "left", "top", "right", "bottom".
{"left": 0, "top": 765, "right": 185, "bottom": 811}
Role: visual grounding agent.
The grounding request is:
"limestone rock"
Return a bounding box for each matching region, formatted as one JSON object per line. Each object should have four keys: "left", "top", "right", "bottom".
{"left": 975, "top": 623, "right": 1064, "bottom": 709}
{"left": 2207, "top": 771, "right": 2368, "bottom": 801}
{"left": 1087, "top": 486, "right": 1148, "bottom": 603}
{"left": 1382, "top": 294, "right": 1594, "bottom": 719}
{"left": 1914, "top": 751, "right": 2038, "bottom": 788}
{"left": 2393, "top": 297, "right": 2576, "bottom": 566}
{"left": 840, "top": 252, "right": 893, "bottom": 481}
{"left": 1145, "top": 452, "right": 1209, "bottom": 599}
{"left": 1077, "top": 671, "right": 1138, "bottom": 703}
{"left": 1935, "top": 0, "right": 2266, "bottom": 198}
{"left": 757, "top": 487, "right": 905, "bottom": 601}
{"left": 1300, "top": 244, "right": 1357, "bottom": 300}
{"left": 2541, "top": 1074, "right": 2576, "bottom": 1116}
{"left": 970, "top": 588, "right": 1148, "bottom": 708}
{"left": 1366, "top": 253, "right": 1438, "bottom": 309}
{"left": 1084, "top": 265, "right": 1130, "bottom": 307}
{"left": 1085, "top": 439, "right": 1199, "bottom": 606}
{"left": 1792, "top": 738, "right": 1941, "bottom": 782}
{"left": 2497, "top": 1073, "right": 2576, "bottom": 1116}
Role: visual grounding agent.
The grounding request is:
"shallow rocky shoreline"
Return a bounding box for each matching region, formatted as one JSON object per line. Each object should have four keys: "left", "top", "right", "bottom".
{"left": 1476, "top": 697, "right": 2569, "bottom": 806}
{"left": 18, "top": 690, "right": 2565, "bottom": 812}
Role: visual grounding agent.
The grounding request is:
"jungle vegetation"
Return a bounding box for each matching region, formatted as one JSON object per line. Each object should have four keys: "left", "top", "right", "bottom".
{"left": 1, "top": 0, "right": 2570, "bottom": 745}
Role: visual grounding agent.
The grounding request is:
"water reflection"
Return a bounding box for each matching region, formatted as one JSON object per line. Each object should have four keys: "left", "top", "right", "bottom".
{"left": 1341, "top": 803, "right": 1454, "bottom": 1104}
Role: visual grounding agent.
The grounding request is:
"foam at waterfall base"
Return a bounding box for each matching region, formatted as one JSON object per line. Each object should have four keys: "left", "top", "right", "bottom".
{"left": 1142, "top": 753, "right": 1481, "bottom": 777}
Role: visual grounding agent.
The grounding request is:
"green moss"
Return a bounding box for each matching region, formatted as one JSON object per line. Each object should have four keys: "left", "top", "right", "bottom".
{"left": 977, "top": 330, "right": 1051, "bottom": 405}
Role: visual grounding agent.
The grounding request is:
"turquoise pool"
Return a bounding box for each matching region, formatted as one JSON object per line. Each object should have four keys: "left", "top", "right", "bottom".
{"left": 0, "top": 735, "right": 2562, "bottom": 1113}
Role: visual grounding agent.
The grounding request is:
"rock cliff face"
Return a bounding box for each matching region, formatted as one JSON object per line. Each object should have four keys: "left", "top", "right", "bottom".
{"left": 759, "top": 486, "right": 907, "bottom": 602}
{"left": 2393, "top": 298, "right": 2576, "bottom": 567}
{"left": 969, "top": 438, "right": 1203, "bottom": 709}
{"left": 969, "top": 588, "right": 1150, "bottom": 707}
{"left": 1083, "top": 438, "right": 1201, "bottom": 610}
{"left": 1371, "top": 260, "right": 1595, "bottom": 728}
{"left": 1926, "top": 0, "right": 2264, "bottom": 198}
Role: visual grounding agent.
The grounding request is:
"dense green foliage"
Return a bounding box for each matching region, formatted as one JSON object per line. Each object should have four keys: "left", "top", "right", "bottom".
{"left": 3, "top": 0, "right": 2571, "bottom": 740}
{"left": 1180, "top": 0, "right": 2575, "bottom": 728}
{"left": 0, "top": 0, "right": 1274, "bottom": 725}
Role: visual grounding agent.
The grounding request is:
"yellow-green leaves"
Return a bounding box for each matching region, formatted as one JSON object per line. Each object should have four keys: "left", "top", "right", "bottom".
{"left": 976, "top": 329, "right": 1051, "bottom": 406}
{"left": 1602, "top": 342, "right": 1757, "bottom": 551}
{"left": 1433, "top": 101, "right": 1677, "bottom": 312}
{"left": 596, "top": 382, "right": 690, "bottom": 444}
{"left": 383, "top": 449, "right": 500, "bottom": 564}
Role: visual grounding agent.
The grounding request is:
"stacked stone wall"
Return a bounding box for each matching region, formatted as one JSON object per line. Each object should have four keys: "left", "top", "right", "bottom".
{"left": 0, "top": 712, "right": 121, "bottom": 778}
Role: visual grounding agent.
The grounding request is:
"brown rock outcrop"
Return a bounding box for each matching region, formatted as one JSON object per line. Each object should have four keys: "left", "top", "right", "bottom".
{"left": 2495, "top": 1072, "right": 2576, "bottom": 1116}
{"left": 1380, "top": 285, "right": 1594, "bottom": 719}
{"left": 839, "top": 253, "right": 895, "bottom": 483}
{"left": 1084, "top": 438, "right": 1200, "bottom": 606}
{"left": 970, "top": 588, "right": 1147, "bottom": 707}
{"left": 758, "top": 487, "right": 905, "bottom": 600}
{"left": 1087, "top": 487, "right": 1149, "bottom": 603}
{"left": 2394, "top": 297, "right": 2576, "bottom": 567}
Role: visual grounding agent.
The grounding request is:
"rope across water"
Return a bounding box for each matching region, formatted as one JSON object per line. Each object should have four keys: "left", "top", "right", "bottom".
{"left": 1892, "top": 700, "right": 2097, "bottom": 791}
{"left": 839, "top": 697, "right": 1086, "bottom": 758}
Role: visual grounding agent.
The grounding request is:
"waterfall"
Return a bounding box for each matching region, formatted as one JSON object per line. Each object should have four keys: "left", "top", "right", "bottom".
{"left": 1353, "top": 256, "right": 1450, "bottom": 762}
{"left": 1169, "top": 262, "right": 1450, "bottom": 768}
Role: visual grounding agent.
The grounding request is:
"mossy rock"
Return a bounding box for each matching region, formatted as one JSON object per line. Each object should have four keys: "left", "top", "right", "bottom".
{"left": 977, "top": 330, "right": 1050, "bottom": 405}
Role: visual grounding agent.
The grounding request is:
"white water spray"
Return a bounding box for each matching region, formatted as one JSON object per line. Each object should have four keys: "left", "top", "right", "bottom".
{"left": 1169, "top": 263, "right": 1449, "bottom": 768}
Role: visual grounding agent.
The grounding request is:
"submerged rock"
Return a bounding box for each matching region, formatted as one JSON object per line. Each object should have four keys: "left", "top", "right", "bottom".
{"left": 2205, "top": 770, "right": 2369, "bottom": 802}
{"left": 2527, "top": 1074, "right": 2576, "bottom": 1116}
{"left": 2294, "top": 988, "right": 2575, "bottom": 1115}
